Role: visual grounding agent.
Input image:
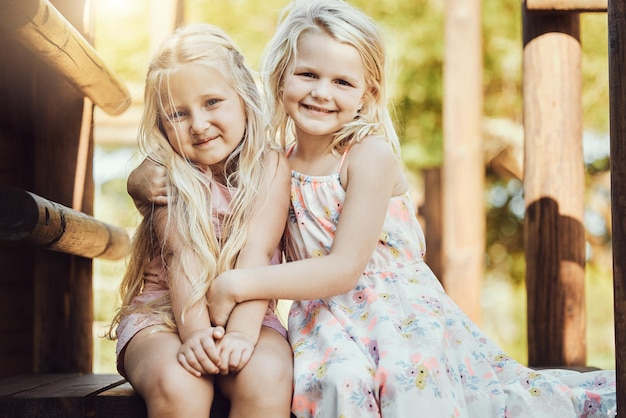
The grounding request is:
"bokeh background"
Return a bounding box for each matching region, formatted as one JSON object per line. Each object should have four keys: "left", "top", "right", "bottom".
{"left": 89, "top": 0, "right": 615, "bottom": 373}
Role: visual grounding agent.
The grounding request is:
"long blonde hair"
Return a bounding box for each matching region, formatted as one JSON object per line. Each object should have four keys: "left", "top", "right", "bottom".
{"left": 261, "top": 0, "right": 399, "bottom": 156}
{"left": 108, "top": 24, "right": 272, "bottom": 337}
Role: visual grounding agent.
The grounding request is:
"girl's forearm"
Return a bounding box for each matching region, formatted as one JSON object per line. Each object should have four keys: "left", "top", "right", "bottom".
{"left": 175, "top": 303, "right": 212, "bottom": 342}
{"left": 233, "top": 254, "right": 363, "bottom": 303}
{"left": 225, "top": 300, "right": 268, "bottom": 343}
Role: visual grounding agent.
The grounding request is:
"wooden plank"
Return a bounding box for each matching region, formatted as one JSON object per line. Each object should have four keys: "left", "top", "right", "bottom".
{"left": 0, "top": 374, "right": 126, "bottom": 418}
{"left": 608, "top": 0, "right": 626, "bottom": 408}
{"left": 95, "top": 382, "right": 147, "bottom": 418}
{"left": 0, "top": 374, "right": 72, "bottom": 397}
{"left": 526, "top": 0, "right": 607, "bottom": 12}
{"left": 523, "top": 11, "right": 586, "bottom": 366}
{"left": 0, "top": 0, "right": 131, "bottom": 115}
{"left": 0, "top": 189, "right": 129, "bottom": 260}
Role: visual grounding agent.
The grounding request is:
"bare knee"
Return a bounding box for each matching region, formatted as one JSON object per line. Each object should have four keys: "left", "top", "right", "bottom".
{"left": 225, "top": 329, "right": 293, "bottom": 417}
{"left": 133, "top": 361, "right": 215, "bottom": 417}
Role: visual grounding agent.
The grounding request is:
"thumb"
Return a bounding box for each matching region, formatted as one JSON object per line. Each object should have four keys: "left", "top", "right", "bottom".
{"left": 213, "top": 326, "right": 225, "bottom": 339}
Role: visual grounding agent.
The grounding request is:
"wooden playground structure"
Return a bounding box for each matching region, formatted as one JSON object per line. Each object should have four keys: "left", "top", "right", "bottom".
{"left": 0, "top": 0, "right": 624, "bottom": 416}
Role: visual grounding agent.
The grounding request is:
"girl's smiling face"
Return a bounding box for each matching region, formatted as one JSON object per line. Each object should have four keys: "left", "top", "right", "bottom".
{"left": 282, "top": 29, "right": 367, "bottom": 143}
{"left": 160, "top": 63, "right": 246, "bottom": 174}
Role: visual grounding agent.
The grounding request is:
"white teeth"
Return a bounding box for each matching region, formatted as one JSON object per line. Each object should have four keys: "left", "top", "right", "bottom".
{"left": 305, "top": 104, "right": 332, "bottom": 113}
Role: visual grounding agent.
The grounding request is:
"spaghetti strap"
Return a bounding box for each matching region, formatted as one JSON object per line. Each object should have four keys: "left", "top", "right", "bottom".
{"left": 286, "top": 144, "right": 348, "bottom": 175}
{"left": 338, "top": 146, "right": 350, "bottom": 173}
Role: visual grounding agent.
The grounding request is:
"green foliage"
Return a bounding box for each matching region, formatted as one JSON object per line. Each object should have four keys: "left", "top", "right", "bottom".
{"left": 93, "top": 0, "right": 151, "bottom": 82}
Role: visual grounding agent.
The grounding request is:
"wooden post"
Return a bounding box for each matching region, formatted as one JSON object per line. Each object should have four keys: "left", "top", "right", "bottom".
{"left": 608, "top": 0, "right": 626, "bottom": 406}
{"left": 523, "top": 7, "right": 586, "bottom": 367}
{"left": 421, "top": 168, "right": 444, "bottom": 281}
{"left": 0, "top": 189, "right": 129, "bottom": 260}
{"left": 443, "top": 0, "right": 484, "bottom": 324}
{"left": 0, "top": 0, "right": 131, "bottom": 116}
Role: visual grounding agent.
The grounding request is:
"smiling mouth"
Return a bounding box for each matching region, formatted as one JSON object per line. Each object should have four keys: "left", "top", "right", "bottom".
{"left": 194, "top": 136, "right": 217, "bottom": 146}
{"left": 303, "top": 104, "right": 334, "bottom": 113}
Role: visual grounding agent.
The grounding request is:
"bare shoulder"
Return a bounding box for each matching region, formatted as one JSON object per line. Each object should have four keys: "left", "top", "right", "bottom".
{"left": 347, "top": 136, "right": 397, "bottom": 168}
{"left": 342, "top": 136, "right": 406, "bottom": 195}
{"left": 262, "top": 148, "right": 291, "bottom": 182}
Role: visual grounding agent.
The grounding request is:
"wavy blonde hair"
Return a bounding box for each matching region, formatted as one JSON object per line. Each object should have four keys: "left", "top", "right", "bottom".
{"left": 261, "top": 0, "right": 400, "bottom": 156}
{"left": 108, "top": 23, "right": 273, "bottom": 338}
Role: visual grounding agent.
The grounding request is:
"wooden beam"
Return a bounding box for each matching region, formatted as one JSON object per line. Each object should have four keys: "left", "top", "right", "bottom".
{"left": 0, "top": 0, "right": 131, "bottom": 116}
{"left": 0, "top": 189, "right": 129, "bottom": 260}
{"left": 526, "top": 0, "right": 607, "bottom": 12}
{"left": 608, "top": 0, "right": 626, "bottom": 407}
{"left": 523, "top": 11, "right": 586, "bottom": 367}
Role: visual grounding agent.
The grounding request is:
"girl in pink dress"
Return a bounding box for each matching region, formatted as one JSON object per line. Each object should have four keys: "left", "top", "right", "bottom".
{"left": 108, "top": 23, "right": 292, "bottom": 418}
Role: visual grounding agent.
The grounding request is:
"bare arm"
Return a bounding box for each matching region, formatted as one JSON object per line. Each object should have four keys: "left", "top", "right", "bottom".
{"left": 224, "top": 151, "right": 290, "bottom": 337}
{"left": 214, "top": 151, "right": 291, "bottom": 372}
{"left": 152, "top": 207, "right": 223, "bottom": 376}
{"left": 208, "top": 138, "right": 400, "bottom": 324}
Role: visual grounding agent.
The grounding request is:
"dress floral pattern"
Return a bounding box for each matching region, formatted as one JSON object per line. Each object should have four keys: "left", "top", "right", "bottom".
{"left": 284, "top": 166, "right": 616, "bottom": 418}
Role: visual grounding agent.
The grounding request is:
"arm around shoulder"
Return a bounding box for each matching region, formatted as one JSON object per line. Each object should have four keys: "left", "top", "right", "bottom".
{"left": 236, "top": 149, "right": 291, "bottom": 266}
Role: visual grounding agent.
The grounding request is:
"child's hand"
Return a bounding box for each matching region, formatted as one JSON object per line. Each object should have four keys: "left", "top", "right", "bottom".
{"left": 127, "top": 158, "right": 169, "bottom": 206}
{"left": 177, "top": 326, "right": 225, "bottom": 376}
{"left": 216, "top": 331, "right": 255, "bottom": 374}
{"left": 207, "top": 272, "right": 238, "bottom": 327}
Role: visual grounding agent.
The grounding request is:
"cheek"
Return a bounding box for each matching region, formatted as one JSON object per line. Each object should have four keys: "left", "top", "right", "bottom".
{"left": 283, "top": 79, "right": 301, "bottom": 101}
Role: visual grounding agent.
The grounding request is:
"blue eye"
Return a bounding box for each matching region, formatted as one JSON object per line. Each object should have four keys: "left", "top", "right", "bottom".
{"left": 169, "top": 111, "right": 187, "bottom": 122}
{"left": 205, "top": 98, "right": 220, "bottom": 107}
{"left": 336, "top": 79, "right": 352, "bottom": 87}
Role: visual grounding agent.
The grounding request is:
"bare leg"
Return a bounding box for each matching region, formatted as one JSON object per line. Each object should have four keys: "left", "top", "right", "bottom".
{"left": 220, "top": 327, "right": 293, "bottom": 418}
{"left": 123, "top": 327, "right": 215, "bottom": 418}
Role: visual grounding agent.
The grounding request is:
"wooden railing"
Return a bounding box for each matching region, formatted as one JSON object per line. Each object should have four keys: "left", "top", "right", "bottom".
{"left": 0, "top": 0, "right": 131, "bottom": 116}
{"left": 0, "top": 188, "right": 129, "bottom": 260}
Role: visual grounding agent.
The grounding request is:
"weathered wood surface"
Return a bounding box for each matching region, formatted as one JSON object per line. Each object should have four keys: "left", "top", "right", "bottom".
{"left": 526, "top": 0, "right": 607, "bottom": 12}
{"left": 0, "top": 189, "right": 129, "bottom": 260}
{"left": 523, "top": 11, "right": 586, "bottom": 367}
{"left": 0, "top": 373, "right": 232, "bottom": 418}
{"left": 0, "top": 0, "right": 131, "bottom": 115}
{"left": 0, "top": 374, "right": 126, "bottom": 418}
{"left": 608, "top": 0, "right": 626, "bottom": 407}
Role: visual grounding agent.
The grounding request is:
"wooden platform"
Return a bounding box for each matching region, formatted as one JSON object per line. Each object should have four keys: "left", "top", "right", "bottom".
{"left": 0, "top": 373, "right": 229, "bottom": 418}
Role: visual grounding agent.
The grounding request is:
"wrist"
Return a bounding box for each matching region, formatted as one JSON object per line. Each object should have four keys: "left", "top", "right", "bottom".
{"left": 225, "top": 329, "right": 257, "bottom": 345}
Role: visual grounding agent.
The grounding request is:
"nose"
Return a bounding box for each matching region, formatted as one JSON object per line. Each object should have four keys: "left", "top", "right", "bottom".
{"left": 311, "top": 80, "right": 332, "bottom": 101}
{"left": 189, "top": 111, "right": 211, "bottom": 134}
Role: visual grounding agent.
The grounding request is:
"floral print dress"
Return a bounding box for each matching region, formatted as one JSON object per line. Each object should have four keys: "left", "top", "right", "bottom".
{"left": 284, "top": 155, "right": 616, "bottom": 417}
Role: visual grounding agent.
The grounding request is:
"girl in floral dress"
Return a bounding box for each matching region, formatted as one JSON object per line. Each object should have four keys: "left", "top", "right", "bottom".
{"left": 206, "top": 1, "right": 617, "bottom": 416}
